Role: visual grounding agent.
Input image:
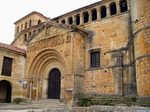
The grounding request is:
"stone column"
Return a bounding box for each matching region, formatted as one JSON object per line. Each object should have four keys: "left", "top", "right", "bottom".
{"left": 131, "top": 0, "right": 150, "bottom": 97}
{"left": 106, "top": 6, "right": 110, "bottom": 17}
{"left": 29, "top": 81, "right": 33, "bottom": 100}
{"left": 42, "top": 78, "right": 48, "bottom": 98}
{"left": 88, "top": 10, "right": 92, "bottom": 22}
{"left": 80, "top": 13, "right": 84, "bottom": 25}
{"left": 127, "top": 0, "right": 130, "bottom": 11}
{"left": 97, "top": 9, "right": 101, "bottom": 20}
{"left": 58, "top": 20, "right": 61, "bottom": 24}
{"left": 116, "top": 3, "right": 121, "bottom": 14}
{"left": 72, "top": 15, "right": 76, "bottom": 25}
{"left": 60, "top": 76, "right": 64, "bottom": 101}
{"left": 66, "top": 18, "right": 69, "bottom": 25}
{"left": 36, "top": 80, "right": 39, "bottom": 100}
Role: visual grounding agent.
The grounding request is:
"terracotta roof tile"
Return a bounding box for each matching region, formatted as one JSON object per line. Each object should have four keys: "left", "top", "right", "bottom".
{"left": 0, "top": 42, "right": 26, "bottom": 54}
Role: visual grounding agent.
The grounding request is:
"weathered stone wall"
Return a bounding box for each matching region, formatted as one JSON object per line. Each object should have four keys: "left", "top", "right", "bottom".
{"left": 12, "top": 25, "right": 42, "bottom": 50}
{"left": 24, "top": 24, "right": 86, "bottom": 106}
{"left": 83, "top": 12, "right": 134, "bottom": 96}
{"left": 9, "top": 0, "right": 150, "bottom": 106}
{"left": 13, "top": 12, "right": 47, "bottom": 49}
{"left": 0, "top": 49, "right": 26, "bottom": 100}
{"left": 14, "top": 13, "right": 47, "bottom": 36}
{"left": 73, "top": 32, "right": 85, "bottom": 96}
{"left": 131, "top": 0, "right": 150, "bottom": 97}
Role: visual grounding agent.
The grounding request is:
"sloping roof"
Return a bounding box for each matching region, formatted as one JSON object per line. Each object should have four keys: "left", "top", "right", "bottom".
{"left": 14, "top": 11, "right": 48, "bottom": 24}
{"left": 0, "top": 42, "right": 26, "bottom": 55}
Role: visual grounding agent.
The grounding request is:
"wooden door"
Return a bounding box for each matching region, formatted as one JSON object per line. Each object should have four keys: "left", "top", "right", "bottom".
{"left": 48, "top": 68, "right": 61, "bottom": 99}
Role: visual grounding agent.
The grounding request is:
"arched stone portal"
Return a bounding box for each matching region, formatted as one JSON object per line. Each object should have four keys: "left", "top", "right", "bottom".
{"left": 28, "top": 49, "right": 66, "bottom": 100}
{"left": 0, "top": 80, "right": 12, "bottom": 103}
{"left": 48, "top": 68, "right": 61, "bottom": 99}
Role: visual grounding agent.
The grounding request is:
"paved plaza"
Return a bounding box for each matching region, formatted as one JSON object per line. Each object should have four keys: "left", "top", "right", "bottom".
{"left": 0, "top": 99, "right": 150, "bottom": 112}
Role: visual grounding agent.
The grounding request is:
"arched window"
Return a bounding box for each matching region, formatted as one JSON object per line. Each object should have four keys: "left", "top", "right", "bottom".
{"left": 29, "top": 20, "right": 32, "bottom": 27}
{"left": 110, "top": 2, "right": 117, "bottom": 15}
{"left": 120, "top": 0, "right": 128, "bottom": 12}
{"left": 83, "top": 11, "right": 89, "bottom": 23}
{"left": 25, "top": 22, "right": 27, "bottom": 29}
{"left": 75, "top": 14, "right": 80, "bottom": 25}
{"left": 101, "top": 6, "right": 107, "bottom": 18}
{"left": 91, "top": 8, "right": 97, "bottom": 21}
{"left": 38, "top": 20, "right": 41, "bottom": 24}
{"left": 61, "top": 19, "right": 66, "bottom": 24}
{"left": 68, "top": 17, "right": 73, "bottom": 25}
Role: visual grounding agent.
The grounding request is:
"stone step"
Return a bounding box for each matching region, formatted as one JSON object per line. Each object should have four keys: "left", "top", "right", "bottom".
{"left": 0, "top": 99, "right": 67, "bottom": 110}
{"left": 31, "top": 99, "right": 65, "bottom": 105}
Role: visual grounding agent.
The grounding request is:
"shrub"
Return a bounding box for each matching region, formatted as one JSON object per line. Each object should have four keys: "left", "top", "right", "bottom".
{"left": 13, "top": 97, "right": 26, "bottom": 104}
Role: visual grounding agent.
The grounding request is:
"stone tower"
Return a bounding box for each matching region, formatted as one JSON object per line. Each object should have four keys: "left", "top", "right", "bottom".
{"left": 131, "top": 0, "right": 150, "bottom": 98}
{"left": 12, "top": 11, "right": 48, "bottom": 49}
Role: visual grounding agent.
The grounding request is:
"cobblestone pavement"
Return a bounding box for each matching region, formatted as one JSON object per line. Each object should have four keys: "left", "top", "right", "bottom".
{"left": 0, "top": 100, "right": 150, "bottom": 112}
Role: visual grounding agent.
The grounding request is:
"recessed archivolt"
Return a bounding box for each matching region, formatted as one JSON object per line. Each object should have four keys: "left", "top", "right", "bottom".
{"left": 35, "top": 57, "right": 62, "bottom": 79}
{"left": 28, "top": 49, "right": 66, "bottom": 79}
{"left": 32, "top": 54, "right": 60, "bottom": 78}
{"left": 38, "top": 58, "right": 62, "bottom": 78}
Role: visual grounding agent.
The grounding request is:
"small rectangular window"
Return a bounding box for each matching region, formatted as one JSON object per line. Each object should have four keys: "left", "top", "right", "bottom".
{"left": 1, "top": 57, "right": 13, "bottom": 76}
{"left": 90, "top": 51, "right": 100, "bottom": 68}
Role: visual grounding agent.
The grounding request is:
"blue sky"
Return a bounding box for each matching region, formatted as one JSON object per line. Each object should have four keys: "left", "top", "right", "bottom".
{"left": 0, "top": 0, "right": 100, "bottom": 44}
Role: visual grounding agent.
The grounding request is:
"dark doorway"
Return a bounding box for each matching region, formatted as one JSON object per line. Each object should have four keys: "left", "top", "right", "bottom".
{"left": 48, "top": 68, "right": 61, "bottom": 99}
{"left": 0, "top": 80, "right": 12, "bottom": 103}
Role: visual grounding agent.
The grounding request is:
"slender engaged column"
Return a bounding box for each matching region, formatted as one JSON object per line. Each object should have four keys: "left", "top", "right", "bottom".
{"left": 116, "top": 3, "right": 121, "bottom": 14}
{"left": 97, "top": 9, "right": 101, "bottom": 20}
{"left": 88, "top": 10, "right": 92, "bottom": 22}
{"left": 80, "top": 14, "right": 84, "bottom": 24}
{"left": 29, "top": 82, "right": 33, "bottom": 100}
{"left": 66, "top": 18, "right": 69, "bottom": 25}
{"left": 36, "top": 81, "right": 39, "bottom": 100}
{"left": 106, "top": 6, "right": 110, "bottom": 17}
{"left": 72, "top": 15, "right": 76, "bottom": 25}
{"left": 127, "top": 0, "right": 130, "bottom": 11}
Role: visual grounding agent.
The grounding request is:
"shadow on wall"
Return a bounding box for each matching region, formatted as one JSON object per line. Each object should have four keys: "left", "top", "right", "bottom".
{"left": 0, "top": 80, "right": 12, "bottom": 103}
{"left": 84, "top": 30, "right": 95, "bottom": 44}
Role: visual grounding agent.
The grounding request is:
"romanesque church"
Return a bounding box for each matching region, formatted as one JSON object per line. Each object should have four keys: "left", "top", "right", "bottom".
{"left": 0, "top": 0, "right": 149, "bottom": 106}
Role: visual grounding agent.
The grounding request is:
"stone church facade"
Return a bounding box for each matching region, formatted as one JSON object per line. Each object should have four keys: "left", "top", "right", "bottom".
{"left": 0, "top": 0, "right": 150, "bottom": 106}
